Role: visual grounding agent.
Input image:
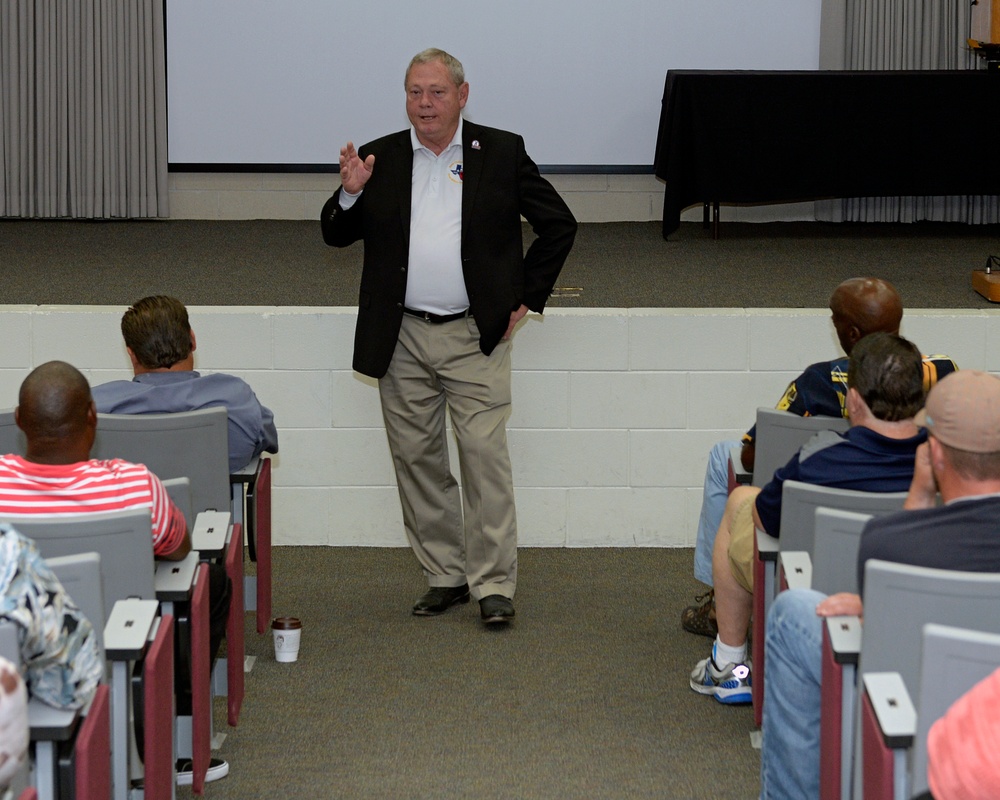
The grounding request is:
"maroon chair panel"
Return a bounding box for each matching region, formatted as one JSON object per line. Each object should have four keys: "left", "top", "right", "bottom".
{"left": 861, "top": 691, "right": 895, "bottom": 800}
{"left": 191, "top": 563, "right": 211, "bottom": 795}
{"left": 752, "top": 534, "right": 765, "bottom": 728}
{"left": 74, "top": 683, "right": 111, "bottom": 800}
{"left": 820, "top": 624, "right": 844, "bottom": 800}
{"left": 225, "top": 523, "right": 245, "bottom": 727}
{"left": 143, "top": 614, "right": 174, "bottom": 800}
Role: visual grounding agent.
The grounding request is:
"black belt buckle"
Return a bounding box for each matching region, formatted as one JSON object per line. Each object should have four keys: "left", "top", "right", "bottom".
{"left": 404, "top": 307, "right": 467, "bottom": 324}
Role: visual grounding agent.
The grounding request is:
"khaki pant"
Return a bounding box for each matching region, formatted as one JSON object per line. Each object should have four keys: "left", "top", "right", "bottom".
{"left": 378, "top": 313, "right": 517, "bottom": 600}
{"left": 727, "top": 495, "right": 757, "bottom": 593}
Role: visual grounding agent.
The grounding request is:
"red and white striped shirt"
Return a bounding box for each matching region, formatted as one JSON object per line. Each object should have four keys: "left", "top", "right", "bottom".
{"left": 0, "top": 454, "right": 187, "bottom": 558}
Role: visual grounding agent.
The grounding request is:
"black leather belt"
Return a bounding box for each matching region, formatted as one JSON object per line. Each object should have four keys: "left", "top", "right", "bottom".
{"left": 402, "top": 307, "right": 469, "bottom": 324}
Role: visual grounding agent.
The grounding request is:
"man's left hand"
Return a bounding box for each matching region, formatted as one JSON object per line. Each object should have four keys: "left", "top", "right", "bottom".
{"left": 503, "top": 305, "right": 529, "bottom": 340}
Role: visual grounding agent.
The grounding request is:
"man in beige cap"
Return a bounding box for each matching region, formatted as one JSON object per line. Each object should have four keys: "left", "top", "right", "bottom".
{"left": 760, "top": 369, "right": 1000, "bottom": 800}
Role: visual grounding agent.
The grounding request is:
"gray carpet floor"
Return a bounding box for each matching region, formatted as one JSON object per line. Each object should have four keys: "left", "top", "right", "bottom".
{"left": 185, "top": 547, "right": 758, "bottom": 800}
{"left": 2, "top": 219, "right": 998, "bottom": 308}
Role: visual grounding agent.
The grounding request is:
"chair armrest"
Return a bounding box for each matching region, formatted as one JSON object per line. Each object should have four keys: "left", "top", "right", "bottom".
{"left": 826, "top": 615, "right": 862, "bottom": 666}
{"left": 27, "top": 698, "right": 79, "bottom": 742}
{"left": 154, "top": 551, "right": 198, "bottom": 602}
{"left": 756, "top": 527, "right": 780, "bottom": 561}
{"left": 192, "top": 510, "right": 231, "bottom": 558}
{"left": 863, "top": 672, "right": 916, "bottom": 749}
{"left": 229, "top": 456, "right": 260, "bottom": 483}
{"left": 103, "top": 598, "right": 158, "bottom": 661}
{"left": 729, "top": 447, "right": 751, "bottom": 486}
{"left": 779, "top": 550, "right": 812, "bottom": 591}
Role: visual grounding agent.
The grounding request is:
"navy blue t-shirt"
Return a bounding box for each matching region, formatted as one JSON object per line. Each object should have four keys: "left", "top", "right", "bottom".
{"left": 754, "top": 425, "right": 926, "bottom": 538}
{"left": 857, "top": 495, "right": 1000, "bottom": 595}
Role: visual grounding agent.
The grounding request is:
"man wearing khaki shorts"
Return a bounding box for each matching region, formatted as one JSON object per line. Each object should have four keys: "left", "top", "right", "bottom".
{"left": 690, "top": 332, "right": 930, "bottom": 703}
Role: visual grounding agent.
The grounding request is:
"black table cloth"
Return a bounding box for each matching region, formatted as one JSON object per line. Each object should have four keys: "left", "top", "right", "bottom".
{"left": 653, "top": 70, "right": 1000, "bottom": 238}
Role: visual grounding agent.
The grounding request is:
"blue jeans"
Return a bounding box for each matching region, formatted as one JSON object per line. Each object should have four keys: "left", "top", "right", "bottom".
{"left": 693, "top": 440, "right": 741, "bottom": 585}
{"left": 760, "top": 588, "right": 828, "bottom": 800}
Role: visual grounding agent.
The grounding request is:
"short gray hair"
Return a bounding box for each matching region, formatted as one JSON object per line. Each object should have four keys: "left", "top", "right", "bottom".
{"left": 405, "top": 48, "right": 465, "bottom": 87}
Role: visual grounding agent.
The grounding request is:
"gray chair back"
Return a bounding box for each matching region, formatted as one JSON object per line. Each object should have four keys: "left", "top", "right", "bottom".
{"left": 0, "top": 621, "right": 18, "bottom": 665}
{"left": 778, "top": 480, "right": 907, "bottom": 556}
{"left": 856, "top": 561, "right": 1000, "bottom": 798}
{"left": 809, "top": 507, "right": 872, "bottom": 596}
{"left": 861, "top": 560, "right": 1000, "bottom": 689}
{"left": 910, "top": 624, "right": 1000, "bottom": 797}
{"left": 91, "top": 408, "right": 230, "bottom": 514}
{"left": 751, "top": 408, "right": 849, "bottom": 488}
{"left": 0, "top": 408, "right": 23, "bottom": 456}
{"left": 162, "top": 477, "right": 194, "bottom": 530}
{"left": 46, "top": 552, "right": 106, "bottom": 664}
{"left": 5, "top": 508, "right": 156, "bottom": 621}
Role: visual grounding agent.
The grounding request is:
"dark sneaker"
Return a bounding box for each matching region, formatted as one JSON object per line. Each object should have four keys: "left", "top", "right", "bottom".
{"left": 176, "top": 757, "right": 229, "bottom": 786}
{"left": 681, "top": 589, "right": 718, "bottom": 638}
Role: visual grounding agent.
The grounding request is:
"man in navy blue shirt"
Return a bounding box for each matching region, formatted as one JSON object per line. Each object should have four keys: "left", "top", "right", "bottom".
{"left": 690, "top": 333, "right": 927, "bottom": 704}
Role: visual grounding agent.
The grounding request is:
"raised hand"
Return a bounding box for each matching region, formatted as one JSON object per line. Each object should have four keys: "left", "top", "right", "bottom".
{"left": 339, "top": 141, "right": 375, "bottom": 194}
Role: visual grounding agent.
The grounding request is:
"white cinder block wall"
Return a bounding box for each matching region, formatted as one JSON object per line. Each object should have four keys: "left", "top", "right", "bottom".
{"left": 1, "top": 305, "right": 997, "bottom": 548}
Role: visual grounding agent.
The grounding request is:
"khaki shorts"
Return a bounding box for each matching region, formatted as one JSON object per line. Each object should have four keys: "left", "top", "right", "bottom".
{"left": 727, "top": 495, "right": 757, "bottom": 593}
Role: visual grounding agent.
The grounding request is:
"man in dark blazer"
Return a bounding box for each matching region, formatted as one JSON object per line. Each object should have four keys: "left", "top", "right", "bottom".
{"left": 321, "top": 48, "right": 576, "bottom": 625}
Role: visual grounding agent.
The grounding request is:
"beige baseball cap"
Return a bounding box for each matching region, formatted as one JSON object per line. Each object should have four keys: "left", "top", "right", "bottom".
{"left": 915, "top": 370, "right": 1000, "bottom": 453}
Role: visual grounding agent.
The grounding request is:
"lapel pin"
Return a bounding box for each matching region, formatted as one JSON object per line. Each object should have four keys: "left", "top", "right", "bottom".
{"left": 471, "top": 140, "right": 481, "bottom": 150}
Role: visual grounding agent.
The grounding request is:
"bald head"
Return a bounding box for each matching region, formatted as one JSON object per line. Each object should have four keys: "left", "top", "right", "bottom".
{"left": 829, "top": 278, "right": 903, "bottom": 355}
{"left": 16, "top": 361, "right": 96, "bottom": 463}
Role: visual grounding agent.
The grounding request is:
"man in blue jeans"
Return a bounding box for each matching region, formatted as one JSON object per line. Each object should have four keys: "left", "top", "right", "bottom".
{"left": 760, "top": 370, "right": 1000, "bottom": 799}
{"left": 682, "top": 278, "right": 956, "bottom": 638}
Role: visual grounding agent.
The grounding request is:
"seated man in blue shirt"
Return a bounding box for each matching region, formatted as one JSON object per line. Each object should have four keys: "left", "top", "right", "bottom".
{"left": 92, "top": 295, "right": 278, "bottom": 472}
{"left": 689, "top": 332, "right": 927, "bottom": 704}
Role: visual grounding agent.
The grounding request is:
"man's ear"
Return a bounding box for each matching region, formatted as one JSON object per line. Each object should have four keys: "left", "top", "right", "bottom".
{"left": 190, "top": 330, "right": 197, "bottom": 353}
{"left": 845, "top": 386, "right": 865, "bottom": 421}
{"left": 847, "top": 325, "right": 863, "bottom": 349}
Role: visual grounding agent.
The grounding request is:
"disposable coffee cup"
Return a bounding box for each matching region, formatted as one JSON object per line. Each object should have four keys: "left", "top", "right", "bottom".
{"left": 272, "top": 617, "right": 302, "bottom": 663}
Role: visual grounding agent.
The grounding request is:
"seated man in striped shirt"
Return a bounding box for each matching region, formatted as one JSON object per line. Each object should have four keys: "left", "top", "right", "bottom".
{"left": 0, "top": 361, "right": 190, "bottom": 559}
{"left": 0, "top": 360, "right": 230, "bottom": 785}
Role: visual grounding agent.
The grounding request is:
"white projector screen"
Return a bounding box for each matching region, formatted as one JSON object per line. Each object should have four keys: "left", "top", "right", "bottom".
{"left": 166, "top": 0, "right": 822, "bottom": 170}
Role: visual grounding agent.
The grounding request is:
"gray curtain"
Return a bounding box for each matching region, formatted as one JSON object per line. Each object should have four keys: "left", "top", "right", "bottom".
{"left": 846, "top": 0, "right": 974, "bottom": 70}
{"left": 818, "top": 0, "right": 998, "bottom": 223}
{"left": 1, "top": 0, "right": 168, "bottom": 218}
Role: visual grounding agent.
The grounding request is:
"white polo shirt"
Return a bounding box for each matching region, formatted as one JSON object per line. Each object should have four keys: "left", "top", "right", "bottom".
{"left": 339, "top": 120, "right": 469, "bottom": 316}
{"left": 404, "top": 121, "right": 468, "bottom": 314}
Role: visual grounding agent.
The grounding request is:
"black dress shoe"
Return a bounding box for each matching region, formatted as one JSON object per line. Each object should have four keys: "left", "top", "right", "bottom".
{"left": 412, "top": 585, "right": 470, "bottom": 616}
{"left": 479, "top": 595, "right": 515, "bottom": 624}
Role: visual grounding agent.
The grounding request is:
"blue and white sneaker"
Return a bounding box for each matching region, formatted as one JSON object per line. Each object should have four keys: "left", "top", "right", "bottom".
{"left": 689, "top": 655, "right": 752, "bottom": 704}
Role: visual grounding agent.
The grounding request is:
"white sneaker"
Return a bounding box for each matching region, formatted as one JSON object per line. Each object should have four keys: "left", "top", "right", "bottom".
{"left": 689, "top": 656, "right": 752, "bottom": 704}
{"left": 176, "top": 757, "right": 230, "bottom": 786}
